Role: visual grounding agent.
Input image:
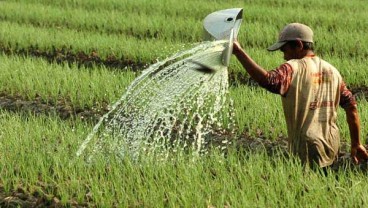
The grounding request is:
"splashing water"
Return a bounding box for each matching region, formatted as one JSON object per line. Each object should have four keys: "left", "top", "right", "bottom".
{"left": 77, "top": 40, "right": 235, "bottom": 161}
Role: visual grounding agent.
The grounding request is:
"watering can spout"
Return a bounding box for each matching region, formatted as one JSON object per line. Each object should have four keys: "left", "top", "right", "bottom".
{"left": 202, "top": 8, "right": 243, "bottom": 66}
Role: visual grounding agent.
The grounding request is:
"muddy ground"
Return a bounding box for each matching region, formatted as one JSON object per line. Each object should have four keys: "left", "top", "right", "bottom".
{"left": 1, "top": 48, "right": 368, "bottom": 207}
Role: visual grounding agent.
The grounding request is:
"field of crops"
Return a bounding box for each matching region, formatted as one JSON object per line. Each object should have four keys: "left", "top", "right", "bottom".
{"left": 1, "top": 0, "right": 368, "bottom": 207}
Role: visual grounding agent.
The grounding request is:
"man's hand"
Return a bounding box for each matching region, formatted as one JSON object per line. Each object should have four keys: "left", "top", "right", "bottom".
{"left": 351, "top": 144, "right": 368, "bottom": 164}
{"left": 232, "top": 41, "right": 242, "bottom": 56}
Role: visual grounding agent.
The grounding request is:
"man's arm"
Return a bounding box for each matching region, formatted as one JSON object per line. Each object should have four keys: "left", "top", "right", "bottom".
{"left": 340, "top": 82, "right": 368, "bottom": 164}
{"left": 232, "top": 41, "right": 269, "bottom": 86}
{"left": 233, "top": 41, "right": 293, "bottom": 96}
{"left": 345, "top": 106, "right": 368, "bottom": 164}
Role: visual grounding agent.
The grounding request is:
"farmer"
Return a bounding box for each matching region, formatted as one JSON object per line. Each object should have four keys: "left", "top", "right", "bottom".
{"left": 232, "top": 23, "right": 368, "bottom": 168}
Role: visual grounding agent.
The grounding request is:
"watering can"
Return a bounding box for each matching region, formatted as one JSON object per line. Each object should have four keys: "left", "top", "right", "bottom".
{"left": 203, "top": 8, "right": 243, "bottom": 41}
{"left": 190, "top": 8, "right": 243, "bottom": 72}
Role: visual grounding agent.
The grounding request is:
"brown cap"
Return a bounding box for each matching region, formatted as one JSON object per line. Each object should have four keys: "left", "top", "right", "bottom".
{"left": 267, "top": 23, "right": 314, "bottom": 51}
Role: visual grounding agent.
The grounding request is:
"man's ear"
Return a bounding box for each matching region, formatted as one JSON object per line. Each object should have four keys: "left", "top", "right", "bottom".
{"left": 297, "top": 40, "right": 304, "bottom": 51}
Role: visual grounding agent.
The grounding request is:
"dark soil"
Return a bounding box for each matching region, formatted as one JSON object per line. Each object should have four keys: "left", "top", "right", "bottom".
{"left": 0, "top": 82, "right": 367, "bottom": 124}
{"left": 0, "top": 92, "right": 109, "bottom": 123}
{"left": 1, "top": 44, "right": 149, "bottom": 72}
{"left": 0, "top": 185, "right": 88, "bottom": 208}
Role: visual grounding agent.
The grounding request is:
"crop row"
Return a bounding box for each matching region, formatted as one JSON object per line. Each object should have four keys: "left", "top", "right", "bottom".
{"left": 0, "top": 1, "right": 202, "bottom": 42}
{"left": 2, "top": 53, "right": 368, "bottom": 140}
{"left": 5, "top": 0, "right": 367, "bottom": 18}
{"left": 2, "top": 20, "right": 368, "bottom": 77}
{"left": 1, "top": 1, "right": 367, "bottom": 39}
{"left": 0, "top": 20, "right": 189, "bottom": 62}
{"left": 1, "top": 0, "right": 368, "bottom": 206}
{"left": 1, "top": 0, "right": 368, "bottom": 63}
{"left": 3, "top": 39, "right": 368, "bottom": 88}
{"left": 1, "top": 110, "right": 368, "bottom": 207}
{"left": 0, "top": 54, "right": 135, "bottom": 108}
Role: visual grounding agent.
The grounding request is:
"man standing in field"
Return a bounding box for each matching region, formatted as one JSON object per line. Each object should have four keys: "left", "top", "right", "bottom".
{"left": 232, "top": 23, "right": 368, "bottom": 169}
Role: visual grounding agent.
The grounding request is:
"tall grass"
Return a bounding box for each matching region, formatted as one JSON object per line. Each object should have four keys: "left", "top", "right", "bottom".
{"left": 1, "top": 0, "right": 368, "bottom": 206}
{"left": 0, "top": 21, "right": 187, "bottom": 62}
{"left": 1, "top": 52, "right": 367, "bottom": 139}
{"left": 1, "top": 111, "right": 368, "bottom": 207}
{"left": 1, "top": 0, "right": 368, "bottom": 61}
{"left": 0, "top": 54, "right": 135, "bottom": 108}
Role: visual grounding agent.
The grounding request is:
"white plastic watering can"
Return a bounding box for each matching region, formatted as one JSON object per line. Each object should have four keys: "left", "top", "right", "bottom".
{"left": 204, "top": 8, "right": 243, "bottom": 67}
{"left": 190, "top": 8, "right": 243, "bottom": 72}
{"left": 203, "top": 8, "right": 243, "bottom": 41}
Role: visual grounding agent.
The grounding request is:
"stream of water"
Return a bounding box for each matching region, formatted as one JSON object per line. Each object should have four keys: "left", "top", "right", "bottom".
{"left": 77, "top": 40, "right": 235, "bottom": 161}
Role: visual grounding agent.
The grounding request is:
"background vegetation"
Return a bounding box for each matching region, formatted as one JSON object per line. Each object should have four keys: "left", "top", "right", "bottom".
{"left": 1, "top": 0, "right": 368, "bottom": 207}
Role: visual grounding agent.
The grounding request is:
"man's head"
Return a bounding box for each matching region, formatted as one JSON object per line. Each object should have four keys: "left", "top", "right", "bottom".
{"left": 268, "top": 23, "right": 314, "bottom": 60}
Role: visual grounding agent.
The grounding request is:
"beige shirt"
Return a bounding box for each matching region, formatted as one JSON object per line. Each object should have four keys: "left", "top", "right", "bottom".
{"left": 262, "top": 56, "right": 356, "bottom": 167}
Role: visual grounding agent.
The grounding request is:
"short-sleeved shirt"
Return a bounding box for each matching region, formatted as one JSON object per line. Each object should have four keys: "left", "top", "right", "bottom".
{"left": 259, "top": 56, "right": 356, "bottom": 167}
{"left": 261, "top": 62, "right": 356, "bottom": 109}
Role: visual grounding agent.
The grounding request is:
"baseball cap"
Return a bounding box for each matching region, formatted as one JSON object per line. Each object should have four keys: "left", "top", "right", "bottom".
{"left": 267, "top": 23, "right": 314, "bottom": 51}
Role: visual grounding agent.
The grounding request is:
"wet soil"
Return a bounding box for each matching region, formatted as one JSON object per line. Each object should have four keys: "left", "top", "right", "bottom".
{"left": 0, "top": 92, "right": 109, "bottom": 123}
{"left": 0, "top": 185, "right": 88, "bottom": 208}
{"left": 1, "top": 44, "right": 149, "bottom": 72}
{"left": 0, "top": 83, "right": 367, "bottom": 124}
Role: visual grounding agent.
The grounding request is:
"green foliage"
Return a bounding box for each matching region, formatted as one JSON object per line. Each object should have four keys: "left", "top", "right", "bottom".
{"left": 1, "top": 0, "right": 368, "bottom": 206}
{"left": 1, "top": 112, "right": 368, "bottom": 207}
{"left": 0, "top": 54, "right": 135, "bottom": 107}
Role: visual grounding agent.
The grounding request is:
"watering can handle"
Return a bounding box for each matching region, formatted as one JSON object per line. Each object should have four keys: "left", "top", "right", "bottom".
{"left": 222, "top": 29, "right": 234, "bottom": 66}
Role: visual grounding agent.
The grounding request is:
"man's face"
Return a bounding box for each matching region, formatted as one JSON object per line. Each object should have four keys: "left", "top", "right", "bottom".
{"left": 280, "top": 43, "right": 294, "bottom": 61}
{"left": 280, "top": 40, "right": 304, "bottom": 61}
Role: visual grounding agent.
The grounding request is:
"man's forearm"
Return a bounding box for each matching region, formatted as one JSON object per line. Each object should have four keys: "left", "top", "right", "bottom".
{"left": 346, "top": 107, "right": 361, "bottom": 147}
{"left": 233, "top": 47, "right": 269, "bottom": 86}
